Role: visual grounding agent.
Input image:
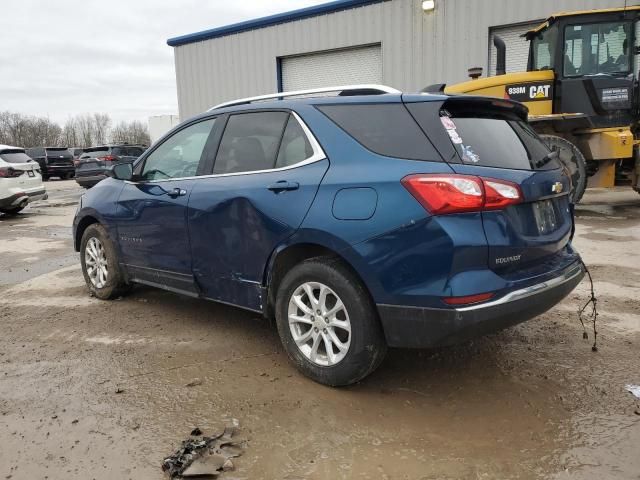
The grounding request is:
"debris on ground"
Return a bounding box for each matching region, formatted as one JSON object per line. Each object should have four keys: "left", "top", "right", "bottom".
{"left": 625, "top": 385, "right": 640, "bottom": 399}
{"left": 578, "top": 262, "right": 599, "bottom": 352}
{"left": 162, "top": 422, "right": 244, "bottom": 478}
{"left": 185, "top": 378, "right": 203, "bottom": 387}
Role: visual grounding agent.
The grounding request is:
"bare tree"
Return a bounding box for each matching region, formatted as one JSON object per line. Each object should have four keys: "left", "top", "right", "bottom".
{"left": 93, "top": 113, "right": 111, "bottom": 145}
{"left": 62, "top": 118, "right": 79, "bottom": 147}
{"left": 110, "top": 120, "right": 150, "bottom": 145}
{"left": 75, "top": 114, "right": 95, "bottom": 148}
{"left": 0, "top": 111, "right": 149, "bottom": 149}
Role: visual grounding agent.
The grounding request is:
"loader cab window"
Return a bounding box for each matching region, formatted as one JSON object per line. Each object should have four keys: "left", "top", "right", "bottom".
{"left": 564, "top": 22, "right": 632, "bottom": 77}
{"left": 531, "top": 26, "right": 557, "bottom": 71}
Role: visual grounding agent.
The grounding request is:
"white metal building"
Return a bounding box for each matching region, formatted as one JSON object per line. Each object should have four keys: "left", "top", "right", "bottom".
{"left": 168, "top": 0, "right": 630, "bottom": 119}
{"left": 148, "top": 114, "right": 180, "bottom": 144}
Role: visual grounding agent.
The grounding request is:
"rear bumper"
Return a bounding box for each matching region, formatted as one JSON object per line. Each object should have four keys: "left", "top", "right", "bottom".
{"left": 377, "top": 261, "right": 584, "bottom": 348}
{"left": 0, "top": 189, "right": 48, "bottom": 209}
{"left": 75, "top": 172, "right": 106, "bottom": 187}
{"left": 44, "top": 165, "right": 75, "bottom": 175}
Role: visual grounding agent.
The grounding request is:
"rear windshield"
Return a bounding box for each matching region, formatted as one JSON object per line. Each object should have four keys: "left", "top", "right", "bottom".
{"left": 442, "top": 113, "right": 558, "bottom": 170}
{"left": 317, "top": 104, "right": 441, "bottom": 161}
{"left": 46, "top": 148, "right": 72, "bottom": 158}
{"left": 81, "top": 148, "right": 109, "bottom": 158}
{"left": 127, "top": 147, "right": 144, "bottom": 156}
{"left": 0, "top": 150, "right": 33, "bottom": 164}
{"left": 409, "top": 101, "right": 558, "bottom": 171}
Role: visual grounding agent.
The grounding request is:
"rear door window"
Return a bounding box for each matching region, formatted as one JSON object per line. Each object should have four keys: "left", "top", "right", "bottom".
{"left": 317, "top": 103, "right": 441, "bottom": 161}
{"left": 214, "top": 111, "right": 289, "bottom": 174}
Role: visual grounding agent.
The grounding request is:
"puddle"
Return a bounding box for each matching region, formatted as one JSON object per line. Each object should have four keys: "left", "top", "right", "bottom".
{"left": 551, "top": 414, "right": 640, "bottom": 479}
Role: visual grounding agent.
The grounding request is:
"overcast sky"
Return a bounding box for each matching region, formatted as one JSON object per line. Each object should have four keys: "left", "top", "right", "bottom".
{"left": 0, "top": 0, "right": 325, "bottom": 125}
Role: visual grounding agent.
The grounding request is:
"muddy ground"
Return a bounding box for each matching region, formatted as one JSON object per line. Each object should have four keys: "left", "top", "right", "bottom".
{"left": 0, "top": 180, "right": 639, "bottom": 479}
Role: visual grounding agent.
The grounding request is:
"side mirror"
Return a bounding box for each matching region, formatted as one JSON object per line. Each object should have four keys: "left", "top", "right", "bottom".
{"left": 109, "top": 162, "right": 134, "bottom": 181}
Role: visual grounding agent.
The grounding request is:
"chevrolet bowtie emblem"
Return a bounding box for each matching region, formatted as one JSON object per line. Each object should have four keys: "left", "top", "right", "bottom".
{"left": 551, "top": 182, "right": 563, "bottom": 194}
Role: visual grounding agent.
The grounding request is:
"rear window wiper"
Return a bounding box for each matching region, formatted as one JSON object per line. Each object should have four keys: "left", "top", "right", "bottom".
{"left": 534, "top": 150, "right": 558, "bottom": 169}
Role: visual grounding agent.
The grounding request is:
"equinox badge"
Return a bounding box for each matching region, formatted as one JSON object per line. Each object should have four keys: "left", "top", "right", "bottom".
{"left": 551, "top": 182, "right": 563, "bottom": 194}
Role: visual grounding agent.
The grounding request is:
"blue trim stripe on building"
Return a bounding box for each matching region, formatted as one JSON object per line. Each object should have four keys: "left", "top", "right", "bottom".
{"left": 167, "top": 0, "right": 387, "bottom": 47}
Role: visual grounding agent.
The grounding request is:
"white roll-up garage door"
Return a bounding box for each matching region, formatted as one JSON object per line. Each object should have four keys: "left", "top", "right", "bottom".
{"left": 281, "top": 44, "right": 382, "bottom": 92}
{"left": 488, "top": 22, "right": 540, "bottom": 76}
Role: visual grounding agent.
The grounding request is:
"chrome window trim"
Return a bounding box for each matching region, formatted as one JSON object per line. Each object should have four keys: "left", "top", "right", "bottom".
{"left": 126, "top": 111, "right": 326, "bottom": 185}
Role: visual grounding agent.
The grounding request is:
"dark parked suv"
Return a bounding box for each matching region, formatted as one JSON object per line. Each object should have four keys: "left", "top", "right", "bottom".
{"left": 75, "top": 144, "right": 146, "bottom": 188}
{"left": 73, "top": 85, "right": 584, "bottom": 386}
{"left": 26, "top": 147, "right": 75, "bottom": 180}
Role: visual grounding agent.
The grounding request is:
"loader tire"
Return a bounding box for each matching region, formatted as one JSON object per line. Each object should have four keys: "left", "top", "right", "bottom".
{"left": 540, "top": 134, "right": 587, "bottom": 203}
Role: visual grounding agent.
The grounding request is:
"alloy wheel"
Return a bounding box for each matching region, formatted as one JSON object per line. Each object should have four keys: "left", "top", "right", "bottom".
{"left": 85, "top": 237, "right": 108, "bottom": 289}
{"left": 287, "top": 281, "right": 351, "bottom": 366}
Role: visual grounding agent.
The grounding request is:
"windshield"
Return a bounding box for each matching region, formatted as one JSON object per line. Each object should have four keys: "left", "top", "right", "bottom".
{"left": 531, "top": 25, "right": 558, "bottom": 71}
{"left": 564, "top": 22, "right": 631, "bottom": 76}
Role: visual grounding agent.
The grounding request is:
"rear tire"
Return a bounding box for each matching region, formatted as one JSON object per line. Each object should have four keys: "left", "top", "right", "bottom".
{"left": 80, "top": 224, "right": 130, "bottom": 300}
{"left": 540, "top": 134, "right": 587, "bottom": 203}
{"left": 275, "top": 257, "right": 387, "bottom": 386}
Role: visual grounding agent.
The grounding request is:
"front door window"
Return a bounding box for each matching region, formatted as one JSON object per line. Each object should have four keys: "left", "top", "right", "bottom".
{"left": 141, "top": 118, "right": 216, "bottom": 180}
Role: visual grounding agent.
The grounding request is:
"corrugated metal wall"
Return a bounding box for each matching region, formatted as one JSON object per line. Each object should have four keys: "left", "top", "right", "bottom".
{"left": 173, "top": 0, "right": 629, "bottom": 119}
{"left": 488, "top": 22, "right": 541, "bottom": 76}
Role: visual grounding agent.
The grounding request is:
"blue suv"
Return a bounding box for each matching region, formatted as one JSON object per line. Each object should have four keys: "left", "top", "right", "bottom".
{"left": 73, "top": 85, "right": 584, "bottom": 386}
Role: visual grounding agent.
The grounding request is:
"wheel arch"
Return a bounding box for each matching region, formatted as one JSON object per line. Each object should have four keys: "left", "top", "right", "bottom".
{"left": 263, "top": 240, "right": 373, "bottom": 320}
{"left": 74, "top": 215, "right": 100, "bottom": 251}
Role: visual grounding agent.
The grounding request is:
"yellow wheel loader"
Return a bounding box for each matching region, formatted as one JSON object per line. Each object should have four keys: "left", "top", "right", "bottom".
{"left": 436, "top": 7, "right": 640, "bottom": 202}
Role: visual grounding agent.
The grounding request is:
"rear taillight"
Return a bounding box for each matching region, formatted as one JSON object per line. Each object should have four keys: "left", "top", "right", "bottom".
{"left": 401, "top": 174, "right": 522, "bottom": 215}
{"left": 97, "top": 155, "right": 117, "bottom": 162}
{"left": 0, "top": 167, "right": 24, "bottom": 178}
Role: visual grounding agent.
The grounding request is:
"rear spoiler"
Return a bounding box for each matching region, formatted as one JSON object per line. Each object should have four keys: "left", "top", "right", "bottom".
{"left": 441, "top": 96, "right": 529, "bottom": 122}
{"left": 422, "top": 84, "right": 446, "bottom": 94}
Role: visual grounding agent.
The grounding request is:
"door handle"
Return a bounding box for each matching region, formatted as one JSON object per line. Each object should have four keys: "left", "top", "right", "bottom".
{"left": 267, "top": 180, "right": 299, "bottom": 192}
{"left": 166, "top": 187, "right": 187, "bottom": 198}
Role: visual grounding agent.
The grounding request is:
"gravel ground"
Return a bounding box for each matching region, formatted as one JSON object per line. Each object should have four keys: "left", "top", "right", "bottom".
{"left": 0, "top": 180, "right": 639, "bottom": 479}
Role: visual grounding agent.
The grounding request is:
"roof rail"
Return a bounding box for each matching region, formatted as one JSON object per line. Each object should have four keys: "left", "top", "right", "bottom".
{"left": 208, "top": 84, "right": 401, "bottom": 111}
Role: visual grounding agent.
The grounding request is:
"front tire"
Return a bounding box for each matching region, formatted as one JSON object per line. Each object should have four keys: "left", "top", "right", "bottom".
{"left": 275, "top": 258, "right": 387, "bottom": 386}
{"left": 80, "top": 224, "right": 129, "bottom": 299}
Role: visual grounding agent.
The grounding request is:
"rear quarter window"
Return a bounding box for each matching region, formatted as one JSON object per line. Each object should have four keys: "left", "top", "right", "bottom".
{"left": 317, "top": 104, "right": 441, "bottom": 161}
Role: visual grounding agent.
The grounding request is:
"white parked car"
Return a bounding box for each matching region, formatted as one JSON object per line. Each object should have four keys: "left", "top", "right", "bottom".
{"left": 0, "top": 145, "right": 47, "bottom": 214}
